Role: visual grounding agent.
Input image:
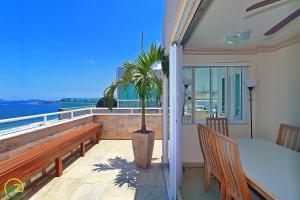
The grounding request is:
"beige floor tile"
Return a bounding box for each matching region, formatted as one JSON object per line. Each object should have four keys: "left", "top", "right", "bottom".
{"left": 101, "top": 197, "right": 133, "bottom": 200}
{"left": 101, "top": 184, "right": 135, "bottom": 199}
{"left": 138, "top": 170, "right": 166, "bottom": 187}
{"left": 68, "top": 183, "right": 106, "bottom": 200}
{"left": 27, "top": 140, "right": 166, "bottom": 200}
{"left": 32, "top": 178, "right": 83, "bottom": 200}
{"left": 83, "top": 170, "right": 121, "bottom": 184}
{"left": 134, "top": 186, "right": 168, "bottom": 200}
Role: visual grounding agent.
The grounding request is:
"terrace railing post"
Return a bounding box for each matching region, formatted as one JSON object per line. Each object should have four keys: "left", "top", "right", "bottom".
{"left": 43, "top": 115, "right": 47, "bottom": 125}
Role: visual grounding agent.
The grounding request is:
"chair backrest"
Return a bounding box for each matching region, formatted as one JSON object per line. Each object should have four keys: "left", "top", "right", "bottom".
{"left": 197, "top": 125, "right": 223, "bottom": 179}
{"left": 214, "top": 133, "right": 252, "bottom": 200}
{"left": 207, "top": 117, "right": 229, "bottom": 136}
{"left": 276, "top": 123, "right": 300, "bottom": 152}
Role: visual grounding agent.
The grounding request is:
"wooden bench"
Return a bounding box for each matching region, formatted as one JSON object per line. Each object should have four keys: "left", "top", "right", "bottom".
{"left": 0, "top": 122, "right": 102, "bottom": 194}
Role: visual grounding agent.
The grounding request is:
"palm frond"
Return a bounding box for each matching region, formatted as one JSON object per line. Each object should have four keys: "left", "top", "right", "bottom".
{"left": 103, "top": 43, "right": 165, "bottom": 132}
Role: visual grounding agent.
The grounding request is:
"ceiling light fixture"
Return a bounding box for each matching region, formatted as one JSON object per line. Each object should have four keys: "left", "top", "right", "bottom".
{"left": 225, "top": 30, "right": 251, "bottom": 45}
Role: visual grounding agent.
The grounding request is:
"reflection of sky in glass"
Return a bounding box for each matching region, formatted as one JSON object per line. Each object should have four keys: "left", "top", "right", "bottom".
{"left": 116, "top": 67, "right": 160, "bottom": 101}
{"left": 183, "top": 66, "right": 246, "bottom": 124}
{"left": 212, "top": 68, "right": 226, "bottom": 94}
{"left": 195, "top": 68, "right": 210, "bottom": 92}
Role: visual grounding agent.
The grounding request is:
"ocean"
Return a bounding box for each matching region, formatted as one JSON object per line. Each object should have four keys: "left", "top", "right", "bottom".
{"left": 0, "top": 101, "right": 96, "bottom": 132}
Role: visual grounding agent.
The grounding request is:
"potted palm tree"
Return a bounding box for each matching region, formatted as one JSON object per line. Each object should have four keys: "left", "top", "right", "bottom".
{"left": 103, "top": 43, "right": 164, "bottom": 168}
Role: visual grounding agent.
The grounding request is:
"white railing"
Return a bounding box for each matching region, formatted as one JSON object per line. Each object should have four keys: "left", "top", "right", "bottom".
{"left": 0, "top": 107, "right": 162, "bottom": 136}
{"left": 0, "top": 108, "right": 91, "bottom": 124}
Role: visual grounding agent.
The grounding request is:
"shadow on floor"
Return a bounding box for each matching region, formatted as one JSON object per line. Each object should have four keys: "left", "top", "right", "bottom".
{"left": 93, "top": 156, "right": 139, "bottom": 189}
{"left": 93, "top": 156, "right": 169, "bottom": 200}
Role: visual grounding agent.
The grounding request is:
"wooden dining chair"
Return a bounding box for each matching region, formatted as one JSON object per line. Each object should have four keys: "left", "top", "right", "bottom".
{"left": 197, "top": 125, "right": 225, "bottom": 200}
{"left": 207, "top": 117, "right": 229, "bottom": 136}
{"left": 276, "top": 123, "right": 300, "bottom": 152}
{"left": 214, "top": 133, "right": 252, "bottom": 200}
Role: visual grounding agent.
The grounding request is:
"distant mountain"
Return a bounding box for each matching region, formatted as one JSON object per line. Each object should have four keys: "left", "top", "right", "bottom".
{"left": 19, "top": 99, "right": 60, "bottom": 104}
{"left": 0, "top": 99, "right": 61, "bottom": 104}
{"left": 27, "top": 99, "right": 48, "bottom": 102}
{"left": 61, "top": 98, "right": 98, "bottom": 104}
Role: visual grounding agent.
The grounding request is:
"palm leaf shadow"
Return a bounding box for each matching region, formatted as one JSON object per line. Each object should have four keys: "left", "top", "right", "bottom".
{"left": 93, "top": 156, "right": 139, "bottom": 189}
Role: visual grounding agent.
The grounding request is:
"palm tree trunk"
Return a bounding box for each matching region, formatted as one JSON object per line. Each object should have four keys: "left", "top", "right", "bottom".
{"left": 141, "top": 97, "right": 147, "bottom": 133}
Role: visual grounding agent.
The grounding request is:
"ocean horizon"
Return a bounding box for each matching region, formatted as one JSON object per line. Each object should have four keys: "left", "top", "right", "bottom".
{"left": 0, "top": 100, "right": 97, "bottom": 132}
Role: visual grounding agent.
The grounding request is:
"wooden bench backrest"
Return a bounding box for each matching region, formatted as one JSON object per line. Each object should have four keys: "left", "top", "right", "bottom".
{"left": 207, "top": 117, "right": 229, "bottom": 136}
{"left": 276, "top": 123, "right": 300, "bottom": 152}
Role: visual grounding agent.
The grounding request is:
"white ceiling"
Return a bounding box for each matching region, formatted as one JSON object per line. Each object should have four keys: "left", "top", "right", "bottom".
{"left": 184, "top": 0, "right": 300, "bottom": 49}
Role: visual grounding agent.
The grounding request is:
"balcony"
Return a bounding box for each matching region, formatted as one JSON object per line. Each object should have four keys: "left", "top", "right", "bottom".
{"left": 0, "top": 108, "right": 166, "bottom": 200}
{"left": 27, "top": 140, "right": 167, "bottom": 200}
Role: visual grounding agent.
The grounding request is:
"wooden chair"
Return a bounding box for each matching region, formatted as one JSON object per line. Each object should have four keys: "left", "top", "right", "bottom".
{"left": 207, "top": 117, "right": 229, "bottom": 136}
{"left": 197, "top": 125, "right": 225, "bottom": 200}
{"left": 276, "top": 123, "right": 300, "bottom": 152}
{"left": 214, "top": 133, "right": 252, "bottom": 200}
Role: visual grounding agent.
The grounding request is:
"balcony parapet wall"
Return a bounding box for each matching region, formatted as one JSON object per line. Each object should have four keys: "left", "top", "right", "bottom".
{"left": 0, "top": 116, "right": 94, "bottom": 161}
{"left": 0, "top": 113, "right": 162, "bottom": 161}
{"left": 93, "top": 114, "right": 162, "bottom": 140}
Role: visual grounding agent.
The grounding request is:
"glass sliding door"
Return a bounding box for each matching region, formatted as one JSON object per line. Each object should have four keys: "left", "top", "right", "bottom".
{"left": 164, "top": 44, "right": 183, "bottom": 200}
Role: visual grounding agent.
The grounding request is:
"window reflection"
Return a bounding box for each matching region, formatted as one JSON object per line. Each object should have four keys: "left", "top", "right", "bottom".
{"left": 194, "top": 68, "right": 210, "bottom": 123}
{"left": 183, "top": 66, "right": 247, "bottom": 124}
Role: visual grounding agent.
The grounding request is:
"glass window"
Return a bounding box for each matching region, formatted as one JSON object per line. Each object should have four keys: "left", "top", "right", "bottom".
{"left": 194, "top": 68, "right": 210, "bottom": 123}
{"left": 228, "top": 67, "right": 246, "bottom": 123}
{"left": 183, "top": 66, "right": 247, "bottom": 124}
{"left": 183, "top": 68, "right": 193, "bottom": 124}
{"left": 211, "top": 67, "right": 226, "bottom": 119}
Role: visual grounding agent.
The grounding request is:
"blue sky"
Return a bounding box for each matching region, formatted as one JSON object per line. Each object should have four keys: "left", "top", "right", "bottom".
{"left": 0, "top": 0, "right": 164, "bottom": 100}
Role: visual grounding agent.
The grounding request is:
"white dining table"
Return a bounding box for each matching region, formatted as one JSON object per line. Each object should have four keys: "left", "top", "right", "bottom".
{"left": 237, "top": 139, "right": 300, "bottom": 200}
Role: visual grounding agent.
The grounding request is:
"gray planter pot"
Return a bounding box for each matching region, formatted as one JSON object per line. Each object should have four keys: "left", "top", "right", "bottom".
{"left": 132, "top": 131, "right": 155, "bottom": 168}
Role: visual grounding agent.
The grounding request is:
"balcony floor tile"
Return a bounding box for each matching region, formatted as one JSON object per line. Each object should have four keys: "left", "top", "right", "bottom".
{"left": 28, "top": 140, "right": 167, "bottom": 200}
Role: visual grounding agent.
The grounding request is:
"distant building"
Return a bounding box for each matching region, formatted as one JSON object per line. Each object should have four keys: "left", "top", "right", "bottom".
{"left": 116, "top": 64, "right": 162, "bottom": 108}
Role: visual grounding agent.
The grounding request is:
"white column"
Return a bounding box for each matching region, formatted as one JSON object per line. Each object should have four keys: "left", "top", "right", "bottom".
{"left": 176, "top": 45, "right": 183, "bottom": 188}
{"left": 168, "top": 43, "right": 183, "bottom": 200}
{"left": 162, "top": 72, "right": 169, "bottom": 165}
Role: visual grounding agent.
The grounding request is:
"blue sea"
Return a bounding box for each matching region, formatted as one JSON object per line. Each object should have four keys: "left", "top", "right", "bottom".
{"left": 0, "top": 101, "right": 96, "bottom": 132}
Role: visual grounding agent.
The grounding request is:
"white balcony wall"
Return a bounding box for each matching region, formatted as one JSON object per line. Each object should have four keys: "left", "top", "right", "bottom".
{"left": 255, "top": 42, "right": 300, "bottom": 141}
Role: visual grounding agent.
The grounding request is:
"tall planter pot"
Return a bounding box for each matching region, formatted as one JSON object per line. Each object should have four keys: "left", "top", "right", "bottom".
{"left": 132, "top": 131, "right": 155, "bottom": 168}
